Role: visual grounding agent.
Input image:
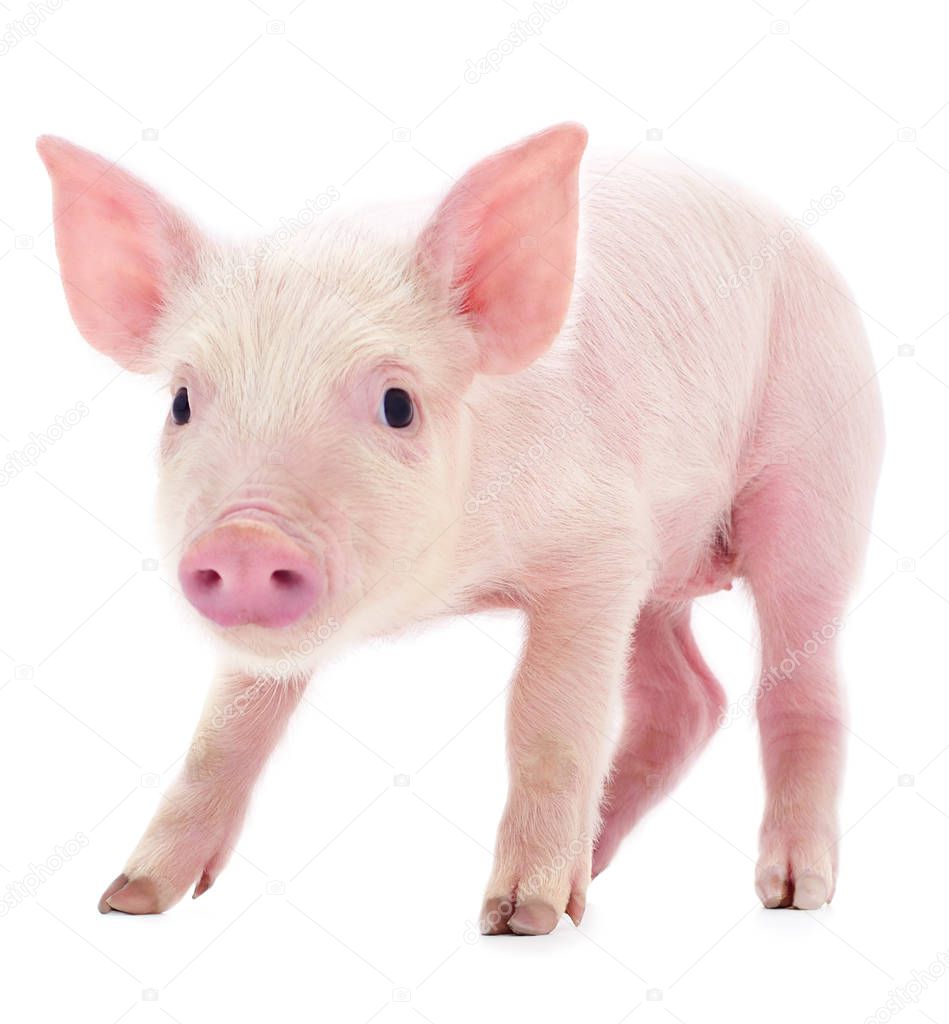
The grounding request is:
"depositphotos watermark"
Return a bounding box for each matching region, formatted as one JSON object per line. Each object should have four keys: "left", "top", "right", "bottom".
{"left": 715, "top": 186, "right": 845, "bottom": 297}
{"left": 0, "top": 832, "right": 89, "bottom": 916}
{"left": 0, "top": 401, "right": 90, "bottom": 486}
{"left": 463, "top": 0, "right": 568, "bottom": 83}
{"left": 0, "top": 0, "right": 69, "bottom": 56}
{"left": 718, "top": 616, "right": 843, "bottom": 727}
{"left": 864, "top": 948, "right": 949, "bottom": 1022}
{"left": 465, "top": 831, "right": 591, "bottom": 941}
{"left": 211, "top": 188, "right": 341, "bottom": 297}
{"left": 464, "top": 399, "right": 592, "bottom": 513}
{"left": 209, "top": 617, "right": 341, "bottom": 730}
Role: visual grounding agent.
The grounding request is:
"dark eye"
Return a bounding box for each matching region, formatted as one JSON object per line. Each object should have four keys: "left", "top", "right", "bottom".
{"left": 172, "top": 387, "right": 191, "bottom": 425}
{"left": 380, "top": 387, "right": 414, "bottom": 429}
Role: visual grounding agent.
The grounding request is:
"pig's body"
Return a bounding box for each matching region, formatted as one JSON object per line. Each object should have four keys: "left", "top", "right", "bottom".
{"left": 40, "top": 127, "right": 882, "bottom": 931}
{"left": 457, "top": 155, "right": 876, "bottom": 608}
{"left": 450, "top": 154, "right": 882, "bottom": 904}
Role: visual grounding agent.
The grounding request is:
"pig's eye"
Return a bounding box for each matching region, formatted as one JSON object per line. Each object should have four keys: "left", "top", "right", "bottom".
{"left": 172, "top": 387, "right": 191, "bottom": 425}
{"left": 379, "top": 387, "right": 414, "bottom": 429}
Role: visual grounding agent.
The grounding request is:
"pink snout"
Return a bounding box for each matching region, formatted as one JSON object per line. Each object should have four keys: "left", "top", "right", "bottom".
{"left": 179, "top": 522, "right": 320, "bottom": 628}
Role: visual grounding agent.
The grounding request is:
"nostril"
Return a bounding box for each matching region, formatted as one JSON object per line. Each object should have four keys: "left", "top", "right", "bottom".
{"left": 179, "top": 526, "right": 320, "bottom": 629}
{"left": 271, "top": 569, "right": 304, "bottom": 589}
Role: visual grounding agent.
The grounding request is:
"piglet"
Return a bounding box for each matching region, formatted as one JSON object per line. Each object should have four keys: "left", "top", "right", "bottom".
{"left": 39, "top": 123, "right": 882, "bottom": 933}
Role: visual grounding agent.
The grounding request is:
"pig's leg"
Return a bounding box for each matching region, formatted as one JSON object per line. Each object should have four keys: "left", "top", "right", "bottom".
{"left": 479, "top": 588, "right": 642, "bottom": 936}
{"left": 736, "top": 466, "right": 865, "bottom": 910}
{"left": 592, "top": 601, "right": 725, "bottom": 877}
{"left": 99, "top": 672, "right": 306, "bottom": 914}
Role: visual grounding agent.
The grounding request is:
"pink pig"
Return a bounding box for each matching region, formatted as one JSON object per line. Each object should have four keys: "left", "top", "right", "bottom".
{"left": 39, "top": 123, "right": 882, "bottom": 934}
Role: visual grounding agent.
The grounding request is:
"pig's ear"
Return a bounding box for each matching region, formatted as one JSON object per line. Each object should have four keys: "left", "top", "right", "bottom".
{"left": 417, "top": 122, "right": 587, "bottom": 375}
{"left": 37, "top": 136, "right": 200, "bottom": 373}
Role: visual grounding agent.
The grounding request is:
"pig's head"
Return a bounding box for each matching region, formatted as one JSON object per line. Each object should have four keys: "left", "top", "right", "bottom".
{"left": 38, "top": 124, "right": 587, "bottom": 670}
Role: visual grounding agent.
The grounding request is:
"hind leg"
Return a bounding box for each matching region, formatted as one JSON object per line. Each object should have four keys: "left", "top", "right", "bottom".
{"left": 736, "top": 463, "right": 872, "bottom": 909}
{"left": 734, "top": 238, "right": 882, "bottom": 908}
{"left": 593, "top": 601, "right": 725, "bottom": 877}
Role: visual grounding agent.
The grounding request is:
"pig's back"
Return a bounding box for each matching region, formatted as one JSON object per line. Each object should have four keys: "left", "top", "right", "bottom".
{"left": 566, "top": 153, "right": 870, "bottom": 580}
{"left": 575, "top": 154, "right": 775, "bottom": 494}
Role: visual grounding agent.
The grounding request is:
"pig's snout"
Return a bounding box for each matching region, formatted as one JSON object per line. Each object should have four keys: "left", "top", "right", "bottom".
{"left": 178, "top": 522, "right": 320, "bottom": 628}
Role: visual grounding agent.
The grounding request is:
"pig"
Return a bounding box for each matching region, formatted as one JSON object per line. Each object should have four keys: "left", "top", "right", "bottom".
{"left": 38, "top": 122, "right": 882, "bottom": 934}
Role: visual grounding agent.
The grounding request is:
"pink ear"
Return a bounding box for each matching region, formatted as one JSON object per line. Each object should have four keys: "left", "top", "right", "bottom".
{"left": 37, "top": 136, "right": 199, "bottom": 372}
{"left": 418, "top": 123, "right": 587, "bottom": 375}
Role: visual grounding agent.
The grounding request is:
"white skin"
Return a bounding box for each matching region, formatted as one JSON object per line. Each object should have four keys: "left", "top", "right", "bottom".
{"left": 40, "top": 123, "right": 882, "bottom": 933}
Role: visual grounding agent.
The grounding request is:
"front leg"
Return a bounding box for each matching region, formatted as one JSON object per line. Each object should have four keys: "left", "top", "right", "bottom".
{"left": 480, "top": 585, "right": 642, "bottom": 936}
{"left": 99, "top": 670, "right": 306, "bottom": 914}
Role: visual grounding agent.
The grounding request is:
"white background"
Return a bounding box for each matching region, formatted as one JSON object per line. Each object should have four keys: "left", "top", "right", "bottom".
{"left": 0, "top": 1, "right": 946, "bottom": 1022}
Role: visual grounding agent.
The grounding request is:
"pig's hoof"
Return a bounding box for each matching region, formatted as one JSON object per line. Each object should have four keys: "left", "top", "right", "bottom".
{"left": 480, "top": 895, "right": 564, "bottom": 936}
{"left": 98, "top": 874, "right": 161, "bottom": 915}
{"left": 508, "top": 900, "right": 560, "bottom": 936}
{"left": 479, "top": 888, "right": 583, "bottom": 936}
{"left": 479, "top": 896, "right": 514, "bottom": 935}
{"left": 755, "top": 836, "right": 835, "bottom": 910}
{"left": 480, "top": 821, "right": 592, "bottom": 934}
{"left": 97, "top": 873, "right": 129, "bottom": 913}
{"left": 97, "top": 862, "right": 217, "bottom": 915}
